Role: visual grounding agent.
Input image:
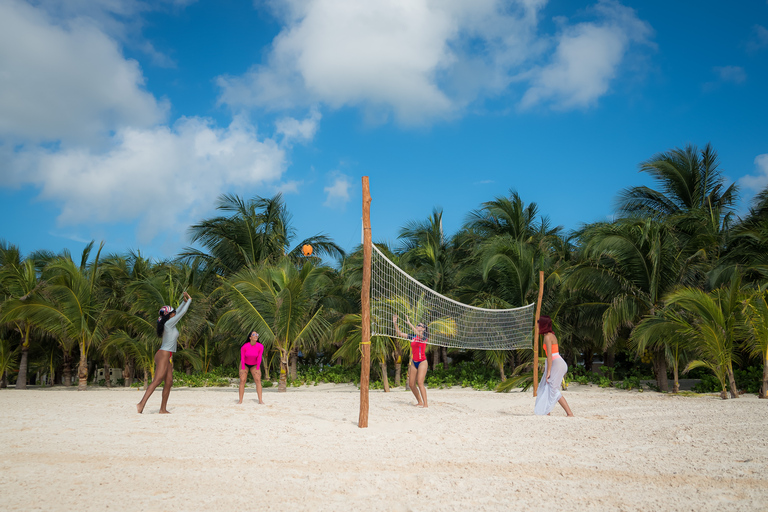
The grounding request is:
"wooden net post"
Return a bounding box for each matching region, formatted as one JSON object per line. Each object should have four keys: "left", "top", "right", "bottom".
{"left": 533, "top": 270, "right": 544, "bottom": 397}
{"left": 359, "top": 176, "right": 372, "bottom": 428}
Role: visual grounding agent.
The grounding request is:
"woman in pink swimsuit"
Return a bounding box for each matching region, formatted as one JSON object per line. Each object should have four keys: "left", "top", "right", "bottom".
{"left": 238, "top": 331, "right": 265, "bottom": 405}
{"left": 392, "top": 314, "right": 429, "bottom": 408}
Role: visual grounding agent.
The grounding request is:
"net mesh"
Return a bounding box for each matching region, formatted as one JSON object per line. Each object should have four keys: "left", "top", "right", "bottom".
{"left": 370, "top": 244, "right": 535, "bottom": 350}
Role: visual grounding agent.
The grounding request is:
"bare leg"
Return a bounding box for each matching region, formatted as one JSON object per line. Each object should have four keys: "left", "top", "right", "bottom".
{"left": 558, "top": 396, "right": 574, "bottom": 416}
{"left": 251, "top": 367, "right": 264, "bottom": 404}
{"left": 409, "top": 362, "right": 423, "bottom": 406}
{"left": 137, "top": 351, "right": 171, "bottom": 414}
{"left": 159, "top": 356, "right": 174, "bottom": 414}
{"left": 416, "top": 360, "right": 429, "bottom": 408}
{"left": 238, "top": 369, "right": 248, "bottom": 404}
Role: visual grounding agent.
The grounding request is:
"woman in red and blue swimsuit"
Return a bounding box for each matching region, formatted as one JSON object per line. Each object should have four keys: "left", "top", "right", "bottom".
{"left": 393, "top": 314, "right": 429, "bottom": 408}
{"left": 238, "top": 331, "right": 265, "bottom": 405}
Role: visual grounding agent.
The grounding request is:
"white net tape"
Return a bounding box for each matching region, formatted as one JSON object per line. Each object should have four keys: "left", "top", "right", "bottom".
{"left": 370, "top": 244, "right": 535, "bottom": 350}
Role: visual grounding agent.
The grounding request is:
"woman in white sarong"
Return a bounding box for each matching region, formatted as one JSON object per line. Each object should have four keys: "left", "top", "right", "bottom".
{"left": 534, "top": 315, "right": 574, "bottom": 416}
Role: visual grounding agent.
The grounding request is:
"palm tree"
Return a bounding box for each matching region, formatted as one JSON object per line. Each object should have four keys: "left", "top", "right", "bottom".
{"left": 2, "top": 243, "right": 109, "bottom": 390}
{"left": 0, "top": 241, "right": 46, "bottom": 389}
{"left": 398, "top": 208, "right": 461, "bottom": 367}
{"left": 742, "top": 285, "right": 768, "bottom": 398}
{"left": 216, "top": 258, "right": 333, "bottom": 392}
{"left": 0, "top": 334, "right": 20, "bottom": 388}
{"left": 332, "top": 313, "right": 396, "bottom": 391}
{"left": 182, "top": 193, "right": 344, "bottom": 275}
{"left": 665, "top": 275, "right": 747, "bottom": 399}
{"left": 617, "top": 143, "right": 737, "bottom": 280}
{"left": 631, "top": 308, "right": 694, "bottom": 393}
{"left": 567, "top": 218, "right": 690, "bottom": 391}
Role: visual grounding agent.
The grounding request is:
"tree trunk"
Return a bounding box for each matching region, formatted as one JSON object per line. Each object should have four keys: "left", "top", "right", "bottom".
{"left": 672, "top": 362, "right": 679, "bottom": 394}
{"left": 441, "top": 347, "right": 448, "bottom": 368}
{"left": 262, "top": 354, "right": 270, "bottom": 381}
{"left": 15, "top": 346, "right": 29, "bottom": 389}
{"left": 499, "top": 362, "right": 506, "bottom": 382}
{"left": 394, "top": 360, "right": 402, "bottom": 387}
{"left": 143, "top": 369, "right": 149, "bottom": 389}
{"left": 653, "top": 350, "right": 669, "bottom": 392}
{"left": 432, "top": 347, "right": 439, "bottom": 369}
{"left": 605, "top": 346, "right": 615, "bottom": 368}
{"left": 584, "top": 351, "right": 593, "bottom": 373}
{"left": 726, "top": 365, "right": 739, "bottom": 399}
{"left": 0, "top": 371, "right": 7, "bottom": 388}
{"left": 124, "top": 359, "right": 133, "bottom": 387}
{"left": 278, "top": 349, "right": 288, "bottom": 393}
{"left": 77, "top": 355, "right": 88, "bottom": 390}
{"left": 104, "top": 361, "right": 111, "bottom": 388}
{"left": 62, "top": 353, "right": 72, "bottom": 386}
{"left": 761, "top": 357, "right": 768, "bottom": 399}
{"left": 380, "top": 361, "right": 390, "bottom": 392}
{"left": 289, "top": 347, "right": 298, "bottom": 380}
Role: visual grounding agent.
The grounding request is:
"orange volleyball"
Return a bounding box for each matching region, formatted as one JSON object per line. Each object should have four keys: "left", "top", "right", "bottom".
{"left": 302, "top": 244, "right": 313, "bottom": 256}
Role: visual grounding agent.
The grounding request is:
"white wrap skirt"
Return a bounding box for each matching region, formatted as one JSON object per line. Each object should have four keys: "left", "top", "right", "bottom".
{"left": 534, "top": 355, "right": 568, "bottom": 415}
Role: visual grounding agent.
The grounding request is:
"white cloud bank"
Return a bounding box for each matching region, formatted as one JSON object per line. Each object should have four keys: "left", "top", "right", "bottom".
{"left": 217, "top": 0, "right": 653, "bottom": 122}
{"left": 739, "top": 154, "right": 768, "bottom": 193}
{"left": 7, "top": 117, "right": 286, "bottom": 243}
{"left": 0, "top": 0, "right": 290, "bottom": 247}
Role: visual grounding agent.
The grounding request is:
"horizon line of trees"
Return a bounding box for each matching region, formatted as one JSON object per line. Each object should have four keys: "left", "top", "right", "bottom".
{"left": 2, "top": 143, "right": 767, "bottom": 399}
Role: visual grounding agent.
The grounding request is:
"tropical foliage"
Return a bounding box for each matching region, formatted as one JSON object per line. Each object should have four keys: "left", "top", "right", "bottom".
{"left": 1, "top": 145, "right": 767, "bottom": 399}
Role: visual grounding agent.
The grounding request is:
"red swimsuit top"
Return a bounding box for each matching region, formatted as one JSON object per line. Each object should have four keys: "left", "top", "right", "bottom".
{"left": 410, "top": 335, "right": 427, "bottom": 362}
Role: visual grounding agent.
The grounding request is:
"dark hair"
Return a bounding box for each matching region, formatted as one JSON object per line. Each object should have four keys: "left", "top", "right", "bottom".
{"left": 537, "top": 315, "right": 554, "bottom": 335}
{"left": 244, "top": 331, "right": 259, "bottom": 346}
{"left": 417, "top": 322, "right": 429, "bottom": 340}
{"left": 157, "top": 312, "right": 173, "bottom": 337}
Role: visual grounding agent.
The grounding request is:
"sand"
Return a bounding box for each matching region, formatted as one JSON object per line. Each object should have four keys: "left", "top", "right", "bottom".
{"left": 1, "top": 383, "right": 766, "bottom": 512}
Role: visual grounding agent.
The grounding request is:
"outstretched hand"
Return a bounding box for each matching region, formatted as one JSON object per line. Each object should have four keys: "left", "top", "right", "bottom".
{"left": 183, "top": 291, "right": 191, "bottom": 301}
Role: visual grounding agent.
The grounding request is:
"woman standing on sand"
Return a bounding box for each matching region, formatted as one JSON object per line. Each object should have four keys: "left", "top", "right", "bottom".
{"left": 137, "top": 292, "right": 192, "bottom": 414}
{"left": 534, "top": 315, "right": 573, "bottom": 416}
{"left": 392, "top": 314, "right": 429, "bottom": 408}
{"left": 238, "top": 331, "right": 265, "bottom": 405}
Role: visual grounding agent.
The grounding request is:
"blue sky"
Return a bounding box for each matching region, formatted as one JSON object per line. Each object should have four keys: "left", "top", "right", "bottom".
{"left": 1, "top": 0, "right": 767, "bottom": 263}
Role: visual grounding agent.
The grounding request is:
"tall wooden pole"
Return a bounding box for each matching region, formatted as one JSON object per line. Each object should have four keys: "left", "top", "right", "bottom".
{"left": 533, "top": 270, "right": 544, "bottom": 397}
{"left": 359, "top": 176, "right": 372, "bottom": 428}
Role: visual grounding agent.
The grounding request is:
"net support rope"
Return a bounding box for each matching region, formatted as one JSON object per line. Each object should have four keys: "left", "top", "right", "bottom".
{"left": 370, "top": 244, "right": 535, "bottom": 350}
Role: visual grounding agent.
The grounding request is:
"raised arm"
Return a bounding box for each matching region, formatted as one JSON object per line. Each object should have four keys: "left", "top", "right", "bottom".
{"left": 166, "top": 293, "right": 192, "bottom": 329}
{"left": 392, "top": 314, "right": 408, "bottom": 338}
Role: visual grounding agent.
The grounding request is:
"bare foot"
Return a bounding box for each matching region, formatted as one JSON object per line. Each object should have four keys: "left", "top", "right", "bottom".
{"left": 238, "top": 401, "right": 243, "bottom": 404}
{"left": 159, "top": 409, "right": 170, "bottom": 414}
{"left": 567, "top": 413, "right": 575, "bottom": 417}
{"left": 137, "top": 403, "right": 143, "bottom": 414}
{"left": 413, "top": 402, "right": 423, "bottom": 407}
{"left": 258, "top": 400, "right": 264, "bottom": 405}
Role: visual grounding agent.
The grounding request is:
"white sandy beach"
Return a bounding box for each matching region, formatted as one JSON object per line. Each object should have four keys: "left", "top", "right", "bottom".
{"left": 1, "top": 383, "right": 766, "bottom": 512}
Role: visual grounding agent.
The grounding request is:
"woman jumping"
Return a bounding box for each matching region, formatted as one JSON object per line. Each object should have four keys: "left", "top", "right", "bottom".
{"left": 137, "top": 291, "right": 192, "bottom": 414}
{"left": 534, "top": 315, "right": 574, "bottom": 417}
{"left": 393, "top": 314, "right": 429, "bottom": 408}
{"left": 238, "top": 331, "right": 265, "bottom": 405}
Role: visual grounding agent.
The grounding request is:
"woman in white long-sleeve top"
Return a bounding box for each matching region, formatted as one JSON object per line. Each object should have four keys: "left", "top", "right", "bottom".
{"left": 534, "top": 315, "right": 574, "bottom": 417}
{"left": 137, "top": 292, "right": 192, "bottom": 414}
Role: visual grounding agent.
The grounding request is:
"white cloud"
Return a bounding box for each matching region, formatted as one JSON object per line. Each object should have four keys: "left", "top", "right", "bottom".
{"left": 275, "top": 108, "right": 322, "bottom": 145}
{"left": 739, "top": 154, "right": 768, "bottom": 192}
{"left": 0, "top": 0, "right": 167, "bottom": 146}
{"left": 520, "top": 1, "right": 653, "bottom": 110}
{"left": 323, "top": 172, "right": 352, "bottom": 208}
{"left": 217, "top": 0, "right": 651, "bottom": 123}
{"left": 747, "top": 24, "right": 768, "bottom": 51}
{"left": 713, "top": 65, "right": 746, "bottom": 84}
{"left": 6, "top": 117, "right": 287, "bottom": 243}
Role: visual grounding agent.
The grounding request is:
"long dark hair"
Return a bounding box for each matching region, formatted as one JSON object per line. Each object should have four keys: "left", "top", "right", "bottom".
{"left": 157, "top": 310, "right": 174, "bottom": 337}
